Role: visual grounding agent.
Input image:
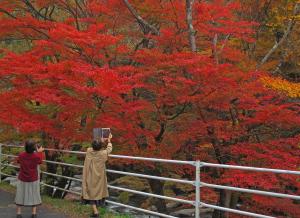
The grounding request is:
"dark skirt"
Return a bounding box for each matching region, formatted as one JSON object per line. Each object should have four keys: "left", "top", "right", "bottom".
{"left": 81, "top": 198, "right": 106, "bottom": 207}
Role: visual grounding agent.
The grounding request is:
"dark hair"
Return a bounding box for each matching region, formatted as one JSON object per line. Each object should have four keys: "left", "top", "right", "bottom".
{"left": 92, "top": 140, "right": 104, "bottom": 151}
{"left": 25, "top": 140, "right": 36, "bottom": 154}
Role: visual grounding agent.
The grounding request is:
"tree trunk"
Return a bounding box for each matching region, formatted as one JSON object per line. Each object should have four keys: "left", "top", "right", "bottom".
{"left": 212, "top": 190, "right": 240, "bottom": 218}
{"left": 145, "top": 163, "right": 167, "bottom": 213}
{"left": 43, "top": 150, "right": 58, "bottom": 196}
{"left": 52, "top": 166, "right": 74, "bottom": 198}
{"left": 208, "top": 127, "right": 240, "bottom": 218}
{"left": 230, "top": 192, "right": 240, "bottom": 209}
{"left": 212, "top": 190, "right": 228, "bottom": 218}
{"left": 148, "top": 178, "right": 167, "bottom": 213}
{"left": 186, "top": 0, "right": 197, "bottom": 52}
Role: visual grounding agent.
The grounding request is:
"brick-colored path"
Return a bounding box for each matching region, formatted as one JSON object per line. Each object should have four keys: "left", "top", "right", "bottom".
{"left": 0, "top": 189, "right": 67, "bottom": 218}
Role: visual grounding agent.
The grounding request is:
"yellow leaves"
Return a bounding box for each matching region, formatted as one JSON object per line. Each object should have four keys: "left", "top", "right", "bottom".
{"left": 261, "top": 76, "right": 300, "bottom": 98}
{"left": 198, "top": 143, "right": 213, "bottom": 148}
{"left": 264, "top": 0, "right": 299, "bottom": 30}
{"left": 292, "top": 15, "right": 300, "bottom": 20}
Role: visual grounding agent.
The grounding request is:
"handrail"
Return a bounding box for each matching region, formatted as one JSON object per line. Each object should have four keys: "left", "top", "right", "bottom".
{"left": 201, "top": 182, "right": 300, "bottom": 200}
{"left": 106, "top": 200, "right": 178, "bottom": 218}
{"left": 0, "top": 143, "right": 299, "bottom": 218}
{"left": 201, "top": 162, "right": 300, "bottom": 175}
{"left": 0, "top": 144, "right": 195, "bottom": 165}
{"left": 109, "top": 154, "right": 195, "bottom": 165}
{"left": 2, "top": 145, "right": 298, "bottom": 174}
{"left": 108, "top": 185, "right": 195, "bottom": 205}
{"left": 106, "top": 169, "right": 195, "bottom": 185}
{"left": 200, "top": 203, "right": 274, "bottom": 218}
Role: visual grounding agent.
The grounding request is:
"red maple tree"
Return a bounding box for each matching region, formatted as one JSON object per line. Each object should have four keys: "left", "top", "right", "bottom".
{"left": 0, "top": 0, "right": 299, "bottom": 217}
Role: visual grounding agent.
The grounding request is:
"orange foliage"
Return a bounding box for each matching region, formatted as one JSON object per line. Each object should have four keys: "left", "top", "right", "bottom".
{"left": 261, "top": 76, "right": 300, "bottom": 98}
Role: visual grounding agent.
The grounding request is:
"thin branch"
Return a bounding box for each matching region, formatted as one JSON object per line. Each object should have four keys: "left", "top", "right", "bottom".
{"left": 0, "top": 37, "right": 41, "bottom": 42}
{"left": 218, "top": 34, "right": 230, "bottom": 55}
{"left": 48, "top": 6, "right": 55, "bottom": 19}
{"left": 22, "top": 0, "right": 53, "bottom": 21}
{"left": 75, "top": 0, "right": 86, "bottom": 18}
{"left": 257, "top": 3, "right": 300, "bottom": 70}
{"left": 122, "top": 0, "right": 160, "bottom": 35}
{"left": 25, "top": 25, "right": 50, "bottom": 39}
{"left": 58, "top": 0, "right": 80, "bottom": 30}
{"left": 272, "top": 62, "right": 283, "bottom": 75}
{"left": 167, "top": 103, "right": 188, "bottom": 120}
{"left": 169, "top": 0, "right": 180, "bottom": 30}
{"left": 0, "top": 8, "right": 17, "bottom": 19}
{"left": 212, "top": 33, "right": 219, "bottom": 64}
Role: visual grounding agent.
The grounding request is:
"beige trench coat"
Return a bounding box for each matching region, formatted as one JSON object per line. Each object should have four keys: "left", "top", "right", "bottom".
{"left": 82, "top": 143, "right": 112, "bottom": 200}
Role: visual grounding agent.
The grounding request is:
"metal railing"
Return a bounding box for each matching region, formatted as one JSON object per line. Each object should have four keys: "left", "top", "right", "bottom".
{"left": 0, "top": 144, "right": 299, "bottom": 218}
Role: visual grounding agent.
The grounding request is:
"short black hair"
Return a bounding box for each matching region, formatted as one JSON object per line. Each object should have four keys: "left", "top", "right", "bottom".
{"left": 92, "top": 140, "right": 104, "bottom": 151}
{"left": 25, "top": 140, "right": 36, "bottom": 154}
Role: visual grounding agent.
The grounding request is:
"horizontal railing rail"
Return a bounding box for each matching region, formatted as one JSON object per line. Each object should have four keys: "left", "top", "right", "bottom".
{"left": 0, "top": 144, "right": 299, "bottom": 218}
{"left": 201, "top": 162, "right": 300, "bottom": 175}
{"left": 106, "top": 169, "right": 195, "bottom": 185}
{"left": 201, "top": 182, "right": 300, "bottom": 200}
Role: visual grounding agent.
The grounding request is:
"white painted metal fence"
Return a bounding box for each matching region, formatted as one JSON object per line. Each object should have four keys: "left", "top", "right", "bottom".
{"left": 0, "top": 144, "right": 299, "bottom": 218}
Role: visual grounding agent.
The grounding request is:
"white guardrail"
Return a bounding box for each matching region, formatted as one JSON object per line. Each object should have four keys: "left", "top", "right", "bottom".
{"left": 0, "top": 144, "right": 299, "bottom": 218}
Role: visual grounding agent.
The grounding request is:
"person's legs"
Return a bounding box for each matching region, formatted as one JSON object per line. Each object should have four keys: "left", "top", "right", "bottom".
{"left": 32, "top": 206, "right": 37, "bottom": 215}
{"left": 16, "top": 206, "right": 22, "bottom": 218}
{"left": 15, "top": 180, "right": 22, "bottom": 216}
{"left": 16, "top": 206, "right": 21, "bottom": 214}
{"left": 92, "top": 204, "right": 99, "bottom": 215}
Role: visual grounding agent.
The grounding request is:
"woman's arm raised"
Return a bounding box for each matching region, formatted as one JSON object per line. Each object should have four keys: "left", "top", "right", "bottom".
{"left": 106, "top": 133, "right": 113, "bottom": 154}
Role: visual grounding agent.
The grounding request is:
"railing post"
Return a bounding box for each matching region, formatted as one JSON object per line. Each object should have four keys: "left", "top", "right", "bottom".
{"left": 0, "top": 143, "right": 2, "bottom": 183}
{"left": 195, "top": 160, "right": 201, "bottom": 218}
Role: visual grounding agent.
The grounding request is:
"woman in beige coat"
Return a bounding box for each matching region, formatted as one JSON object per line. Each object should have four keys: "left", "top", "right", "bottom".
{"left": 82, "top": 134, "right": 112, "bottom": 217}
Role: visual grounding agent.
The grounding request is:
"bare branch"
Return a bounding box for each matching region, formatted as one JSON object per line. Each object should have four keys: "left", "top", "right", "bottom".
{"left": 212, "top": 33, "right": 219, "bottom": 64}
{"left": 257, "top": 3, "right": 300, "bottom": 70}
{"left": 22, "top": 0, "right": 53, "bottom": 21}
{"left": 0, "top": 8, "right": 17, "bottom": 19}
{"left": 75, "top": 0, "right": 87, "bottom": 18}
{"left": 218, "top": 34, "right": 230, "bottom": 54}
{"left": 167, "top": 103, "right": 188, "bottom": 120}
{"left": 123, "top": 0, "right": 160, "bottom": 35}
{"left": 48, "top": 6, "right": 55, "bottom": 19}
